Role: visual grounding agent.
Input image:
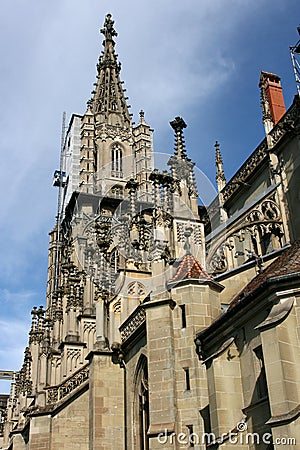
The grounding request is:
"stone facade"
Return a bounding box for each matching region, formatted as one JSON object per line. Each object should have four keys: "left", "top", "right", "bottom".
{"left": 1, "top": 13, "right": 299, "bottom": 450}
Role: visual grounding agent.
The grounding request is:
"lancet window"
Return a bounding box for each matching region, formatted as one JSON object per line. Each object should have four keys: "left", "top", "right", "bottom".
{"left": 111, "top": 143, "right": 123, "bottom": 178}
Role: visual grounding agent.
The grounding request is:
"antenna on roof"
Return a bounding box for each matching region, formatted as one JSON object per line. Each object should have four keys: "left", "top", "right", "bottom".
{"left": 53, "top": 112, "right": 67, "bottom": 291}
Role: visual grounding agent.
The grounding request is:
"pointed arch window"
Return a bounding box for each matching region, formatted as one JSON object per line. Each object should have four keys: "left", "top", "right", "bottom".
{"left": 134, "top": 356, "right": 149, "bottom": 450}
{"left": 111, "top": 143, "right": 123, "bottom": 178}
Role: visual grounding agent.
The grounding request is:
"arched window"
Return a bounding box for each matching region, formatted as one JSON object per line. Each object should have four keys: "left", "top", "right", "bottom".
{"left": 111, "top": 143, "right": 123, "bottom": 178}
{"left": 134, "top": 356, "right": 149, "bottom": 450}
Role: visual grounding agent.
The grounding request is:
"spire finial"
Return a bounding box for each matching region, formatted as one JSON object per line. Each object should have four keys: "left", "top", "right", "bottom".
{"left": 215, "top": 141, "right": 223, "bottom": 165}
{"left": 183, "top": 226, "right": 193, "bottom": 255}
{"left": 100, "top": 13, "right": 118, "bottom": 46}
{"left": 93, "top": 14, "right": 132, "bottom": 128}
{"left": 170, "top": 116, "right": 187, "bottom": 159}
{"left": 139, "top": 110, "right": 145, "bottom": 124}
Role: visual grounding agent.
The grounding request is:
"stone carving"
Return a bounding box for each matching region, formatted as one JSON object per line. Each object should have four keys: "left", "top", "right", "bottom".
{"left": 95, "top": 123, "right": 133, "bottom": 143}
{"left": 208, "top": 194, "right": 284, "bottom": 274}
{"left": 46, "top": 364, "right": 89, "bottom": 405}
{"left": 100, "top": 13, "right": 118, "bottom": 43}
{"left": 83, "top": 322, "right": 96, "bottom": 333}
{"left": 58, "top": 235, "right": 86, "bottom": 311}
{"left": 51, "top": 289, "right": 63, "bottom": 322}
{"left": 113, "top": 300, "right": 121, "bottom": 313}
{"left": 15, "top": 347, "right": 32, "bottom": 396}
{"left": 62, "top": 262, "right": 85, "bottom": 311}
{"left": 222, "top": 140, "right": 268, "bottom": 203}
{"left": 193, "top": 225, "right": 202, "bottom": 245}
{"left": 134, "top": 214, "right": 152, "bottom": 252}
{"left": 153, "top": 207, "right": 173, "bottom": 229}
{"left": 176, "top": 222, "right": 202, "bottom": 245}
{"left": 149, "top": 169, "right": 177, "bottom": 210}
{"left": 209, "top": 243, "right": 228, "bottom": 273}
{"left": 95, "top": 215, "right": 113, "bottom": 252}
{"left": 221, "top": 97, "right": 300, "bottom": 203}
{"left": 269, "top": 98, "right": 300, "bottom": 145}
{"left": 66, "top": 348, "right": 81, "bottom": 361}
{"left": 176, "top": 223, "right": 185, "bottom": 243}
{"left": 148, "top": 239, "right": 170, "bottom": 262}
{"left": 29, "top": 305, "right": 45, "bottom": 344}
{"left": 261, "top": 200, "right": 280, "bottom": 221}
{"left": 127, "top": 281, "right": 146, "bottom": 298}
{"left": 120, "top": 307, "right": 146, "bottom": 342}
{"left": 168, "top": 155, "right": 198, "bottom": 196}
{"left": 170, "top": 116, "right": 187, "bottom": 158}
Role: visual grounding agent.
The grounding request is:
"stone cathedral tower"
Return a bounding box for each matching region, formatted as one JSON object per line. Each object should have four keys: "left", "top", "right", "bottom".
{"left": 2, "top": 13, "right": 300, "bottom": 450}
{"left": 79, "top": 13, "right": 153, "bottom": 198}
{"left": 1, "top": 14, "right": 207, "bottom": 449}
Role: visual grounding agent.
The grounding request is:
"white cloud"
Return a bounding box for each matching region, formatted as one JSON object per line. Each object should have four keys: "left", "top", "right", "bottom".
{"left": 0, "top": 288, "right": 37, "bottom": 305}
{"left": 0, "top": 318, "right": 30, "bottom": 368}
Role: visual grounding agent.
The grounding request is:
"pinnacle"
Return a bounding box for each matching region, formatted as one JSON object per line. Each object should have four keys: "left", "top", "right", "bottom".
{"left": 170, "top": 116, "right": 187, "bottom": 159}
{"left": 89, "top": 14, "right": 132, "bottom": 128}
{"left": 100, "top": 13, "right": 118, "bottom": 46}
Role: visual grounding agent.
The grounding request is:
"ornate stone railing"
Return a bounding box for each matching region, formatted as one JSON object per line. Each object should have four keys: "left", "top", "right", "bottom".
{"left": 206, "top": 190, "right": 284, "bottom": 274}
{"left": 46, "top": 364, "right": 89, "bottom": 404}
{"left": 120, "top": 305, "right": 146, "bottom": 343}
{"left": 221, "top": 96, "right": 300, "bottom": 204}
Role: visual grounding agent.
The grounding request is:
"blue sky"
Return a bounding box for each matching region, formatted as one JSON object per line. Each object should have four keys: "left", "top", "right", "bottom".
{"left": 0, "top": 0, "right": 299, "bottom": 393}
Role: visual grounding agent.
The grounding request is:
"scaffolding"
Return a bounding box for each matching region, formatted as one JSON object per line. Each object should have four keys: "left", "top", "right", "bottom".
{"left": 0, "top": 371, "right": 15, "bottom": 381}
{"left": 53, "top": 112, "right": 67, "bottom": 291}
{"left": 290, "top": 26, "right": 300, "bottom": 98}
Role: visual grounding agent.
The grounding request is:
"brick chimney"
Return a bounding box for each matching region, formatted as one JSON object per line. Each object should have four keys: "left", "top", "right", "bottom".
{"left": 259, "top": 71, "right": 286, "bottom": 133}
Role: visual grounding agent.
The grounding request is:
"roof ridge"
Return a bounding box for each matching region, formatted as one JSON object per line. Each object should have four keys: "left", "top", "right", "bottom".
{"left": 229, "top": 240, "right": 300, "bottom": 309}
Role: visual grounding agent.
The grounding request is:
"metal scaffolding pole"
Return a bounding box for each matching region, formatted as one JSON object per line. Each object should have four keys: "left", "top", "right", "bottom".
{"left": 290, "top": 26, "right": 300, "bottom": 98}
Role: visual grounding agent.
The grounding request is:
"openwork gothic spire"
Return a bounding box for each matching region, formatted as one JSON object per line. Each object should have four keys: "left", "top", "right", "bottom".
{"left": 170, "top": 116, "right": 187, "bottom": 159}
{"left": 168, "top": 117, "right": 198, "bottom": 204}
{"left": 215, "top": 141, "right": 226, "bottom": 192}
{"left": 90, "top": 13, "right": 132, "bottom": 128}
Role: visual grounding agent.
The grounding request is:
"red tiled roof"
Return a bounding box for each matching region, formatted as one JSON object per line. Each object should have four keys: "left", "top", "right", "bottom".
{"left": 168, "top": 254, "right": 212, "bottom": 285}
{"left": 229, "top": 240, "right": 300, "bottom": 309}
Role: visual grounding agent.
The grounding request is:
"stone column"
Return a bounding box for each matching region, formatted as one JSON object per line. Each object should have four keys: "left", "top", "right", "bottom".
{"left": 87, "top": 351, "right": 124, "bottom": 450}
{"left": 206, "top": 347, "right": 247, "bottom": 449}
{"left": 260, "top": 301, "right": 300, "bottom": 448}
{"left": 29, "top": 415, "right": 52, "bottom": 450}
{"left": 95, "top": 298, "right": 106, "bottom": 348}
{"left": 9, "top": 433, "right": 28, "bottom": 450}
{"left": 144, "top": 298, "right": 177, "bottom": 449}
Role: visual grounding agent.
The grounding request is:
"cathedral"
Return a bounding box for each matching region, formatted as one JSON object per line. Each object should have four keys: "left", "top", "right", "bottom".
{"left": 1, "top": 13, "right": 299, "bottom": 450}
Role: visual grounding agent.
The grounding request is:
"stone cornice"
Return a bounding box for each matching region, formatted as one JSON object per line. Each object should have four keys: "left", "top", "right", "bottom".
{"left": 195, "top": 273, "right": 300, "bottom": 349}
{"left": 147, "top": 422, "right": 175, "bottom": 436}
{"left": 143, "top": 298, "right": 176, "bottom": 310}
{"left": 265, "top": 404, "right": 300, "bottom": 426}
{"left": 85, "top": 349, "right": 113, "bottom": 361}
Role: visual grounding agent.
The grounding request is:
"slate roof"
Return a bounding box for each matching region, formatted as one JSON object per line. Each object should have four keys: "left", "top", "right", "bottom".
{"left": 229, "top": 240, "right": 300, "bottom": 310}
{"left": 196, "top": 240, "right": 300, "bottom": 341}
